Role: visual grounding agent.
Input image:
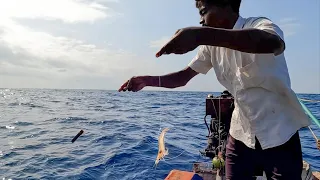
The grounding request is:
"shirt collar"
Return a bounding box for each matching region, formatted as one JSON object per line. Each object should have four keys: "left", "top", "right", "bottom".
{"left": 232, "top": 15, "right": 245, "bottom": 30}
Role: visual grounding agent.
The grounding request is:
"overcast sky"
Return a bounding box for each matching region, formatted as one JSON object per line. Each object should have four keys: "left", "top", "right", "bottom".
{"left": 0, "top": 0, "right": 319, "bottom": 93}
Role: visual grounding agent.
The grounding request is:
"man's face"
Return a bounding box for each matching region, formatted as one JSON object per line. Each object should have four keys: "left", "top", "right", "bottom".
{"left": 198, "top": 1, "right": 229, "bottom": 28}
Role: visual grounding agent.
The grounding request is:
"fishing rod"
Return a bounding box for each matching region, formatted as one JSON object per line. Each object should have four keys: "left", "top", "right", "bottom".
{"left": 299, "top": 98, "right": 320, "bottom": 128}
{"left": 298, "top": 99, "right": 320, "bottom": 147}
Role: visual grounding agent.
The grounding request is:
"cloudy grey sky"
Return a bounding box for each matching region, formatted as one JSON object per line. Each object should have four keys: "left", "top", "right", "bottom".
{"left": 0, "top": 0, "right": 319, "bottom": 93}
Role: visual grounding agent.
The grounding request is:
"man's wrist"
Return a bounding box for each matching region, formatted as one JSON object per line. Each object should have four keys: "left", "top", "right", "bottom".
{"left": 196, "top": 27, "right": 217, "bottom": 46}
{"left": 145, "top": 76, "right": 159, "bottom": 87}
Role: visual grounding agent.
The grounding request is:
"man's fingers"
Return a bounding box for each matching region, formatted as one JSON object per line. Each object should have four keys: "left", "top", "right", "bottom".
{"left": 156, "top": 41, "right": 175, "bottom": 57}
{"left": 175, "top": 49, "right": 189, "bottom": 54}
{"left": 175, "top": 29, "right": 181, "bottom": 35}
{"left": 118, "top": 79, "right": 132, "bottom": 92}
{"left": 126, "top": 78, "right": 136, "bottom": 91}
{"left": 156, "top": 46, "right": 187, "bottom": 57}
{"left": 118, "top": 81, "right": 128, "bottom": 91}
{"left": 156, "top": 30, "right": 180, "bottom": 57}
{"left": 156, "top": 48, "right": 165, "bottom": 58}
{"left": 156, "top": 43, "right": 169, "bottom": 57}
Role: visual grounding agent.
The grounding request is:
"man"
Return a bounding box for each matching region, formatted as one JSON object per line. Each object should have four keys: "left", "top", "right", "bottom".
{"left": 119, "top": 0, "right": 311, "bottom": 179}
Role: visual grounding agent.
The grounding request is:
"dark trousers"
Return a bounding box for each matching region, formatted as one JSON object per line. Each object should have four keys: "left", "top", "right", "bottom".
{"left": 225, "top": 131, "right": 303, "bottom": 180}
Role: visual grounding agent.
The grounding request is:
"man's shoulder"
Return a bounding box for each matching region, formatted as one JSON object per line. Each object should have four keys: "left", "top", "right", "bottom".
{"left": 244, "top": 16, "right": 271, "bottom": 21}
{"left": 242, "top": 15, "right": 284, "bottom": 41}
{"left": 242, "top": 16, "right": 275, "bottom": 28}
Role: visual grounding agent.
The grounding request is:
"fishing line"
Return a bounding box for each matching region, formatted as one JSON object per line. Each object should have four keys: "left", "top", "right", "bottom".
{"left": 161, "top": 160, "right": 211, "bottom": 166}
{"left": 209, "top": 97, "right": 224, "bottom": 153}
{"left": 163, "top": 149, "right": 186, "bottom": 161}
{"left": 308, "top": 126, "right": 318, "bottom": 141}
{"left": 158, "top": 76, "right": 163, "bottom": 133}
{"left": 299, "top": 98, "right": 320, "bottom": 103}
{"left": 165, "top": 152, "right": 203, "bottom": 166}
{"left": 155, "top": 76, "right": 188, "bottom": 165}
{"left": 218, "top": 98, "right": 222, "bottom": 152}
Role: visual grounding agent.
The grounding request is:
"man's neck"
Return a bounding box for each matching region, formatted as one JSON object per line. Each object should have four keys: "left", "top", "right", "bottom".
{"left": 224, "top": 14, "right": 240, "bottom": 29}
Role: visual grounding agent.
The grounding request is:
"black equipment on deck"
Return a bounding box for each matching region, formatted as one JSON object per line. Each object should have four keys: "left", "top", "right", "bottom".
{"left": 200, "top": 90, "right": 234, "bottom": 159}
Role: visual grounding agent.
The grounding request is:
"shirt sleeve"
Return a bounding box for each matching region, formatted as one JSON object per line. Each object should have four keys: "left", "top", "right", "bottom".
{"left": 249, "top": 17, "right": 284, "bottom": 41}
{"left": 188, "top": 45, "right": 213, "bottom": 74}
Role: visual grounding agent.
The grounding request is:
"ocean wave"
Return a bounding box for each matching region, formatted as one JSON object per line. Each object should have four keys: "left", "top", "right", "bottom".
{"left": 0, "top": 89, "right": 319, "bottom": 179}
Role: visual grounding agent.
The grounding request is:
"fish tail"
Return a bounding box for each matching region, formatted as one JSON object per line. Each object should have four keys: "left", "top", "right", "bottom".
{"left": 153, "top": 162, "right": 158, "bottom": 169}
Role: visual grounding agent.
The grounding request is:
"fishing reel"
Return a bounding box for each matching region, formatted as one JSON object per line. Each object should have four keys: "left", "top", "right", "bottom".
{"left": 200, "top": 90, "right": 234, "bottom": 161}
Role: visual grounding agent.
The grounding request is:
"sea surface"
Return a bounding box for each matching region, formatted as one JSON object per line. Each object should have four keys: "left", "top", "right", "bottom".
{"left": 0, "top": 88, "right": 319, "bottom": 180}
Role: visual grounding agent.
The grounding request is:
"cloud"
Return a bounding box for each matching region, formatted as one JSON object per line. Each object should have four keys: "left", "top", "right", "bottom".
{"left": 0, "top": 0, "right": 164, "bottom": 89}
{"left": 0, "top": 0, "right": 159, "bottom": 89}
{"left": 0, "top": 0, "right": 118, "bottom": 24}
{"left": 0, "top": 19, "right": 141, "bottom": 76}
{"left": 278, "top": 18, "right": 301, "bottom": 38}
{"left": 150, "top": 36, "right": 171, "bottom": 48}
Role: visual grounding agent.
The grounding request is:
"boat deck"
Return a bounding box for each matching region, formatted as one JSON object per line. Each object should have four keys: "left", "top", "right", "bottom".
{"left": 165, "top": 161, "right": 320, "bottom": 180}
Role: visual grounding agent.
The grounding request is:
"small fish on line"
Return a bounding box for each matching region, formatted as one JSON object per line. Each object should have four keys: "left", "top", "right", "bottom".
{"left": 71, "top": 130, "right": 84, "bottom": 143}
{"left": 154, "top": 128, "right": 170, "bottom": 168}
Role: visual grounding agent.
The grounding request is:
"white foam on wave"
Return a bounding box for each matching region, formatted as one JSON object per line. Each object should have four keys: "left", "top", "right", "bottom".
{"left": 5, "top": 126, "right": 15, "bottom": 130}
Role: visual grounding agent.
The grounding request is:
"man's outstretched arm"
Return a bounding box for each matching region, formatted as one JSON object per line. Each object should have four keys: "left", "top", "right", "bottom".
{"left": 198, "top": 27, "right": 285, "bottom": 56}
{"left": 146, "top": 67, "right": 199, "bottom": 88}
{"left": 156, "top": 18, "right": 285, "bottom": 57}
{"left": 118, "top": 67, "right": 198, "bottom": 92}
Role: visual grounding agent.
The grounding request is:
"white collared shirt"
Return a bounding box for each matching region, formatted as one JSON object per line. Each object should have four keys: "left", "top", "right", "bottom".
{"left": 188, "top": 16, "right": 311, "bottom": 150}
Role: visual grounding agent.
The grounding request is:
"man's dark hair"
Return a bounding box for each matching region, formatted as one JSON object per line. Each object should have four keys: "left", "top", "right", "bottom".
{"left": 195, "top": 0, "right": 242, "bottom": 14}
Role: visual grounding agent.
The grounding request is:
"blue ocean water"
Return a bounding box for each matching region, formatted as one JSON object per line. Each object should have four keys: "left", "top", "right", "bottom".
{"left": 0, "top": 88, "right": 319, "bottom": 180}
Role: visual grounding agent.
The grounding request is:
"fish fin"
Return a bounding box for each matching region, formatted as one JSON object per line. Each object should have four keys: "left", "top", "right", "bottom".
{"left": 165, "top": 148, "right": 169, "bottom": 156}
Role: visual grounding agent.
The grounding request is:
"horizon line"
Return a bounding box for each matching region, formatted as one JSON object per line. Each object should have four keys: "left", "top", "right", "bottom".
{"left": 0, "top": 87, "right": 319, "bottom": 95}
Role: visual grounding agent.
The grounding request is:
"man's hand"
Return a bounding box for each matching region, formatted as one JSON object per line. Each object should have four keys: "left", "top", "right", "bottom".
{"left": 156, "top": 27, "right": 201, "bottom": 57}
{"left": 118, "top": 76, "right": 149, "bottom": 92}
